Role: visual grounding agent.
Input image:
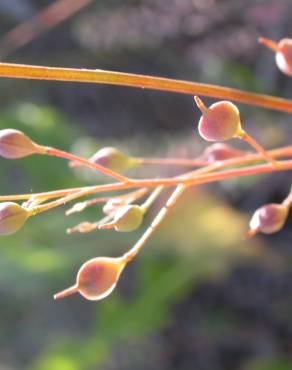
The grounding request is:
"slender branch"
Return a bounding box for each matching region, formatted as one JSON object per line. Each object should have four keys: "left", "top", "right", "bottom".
{"left": 0, "top": 63, "right": 292, "bottom": 113}
{"left": 45, "top": 147, "right": 128, "bottom": 182}
{"left": 123, "top": 184, "right": 186, "bottom": 262}
{"left": 135, "top": 157, "right": 208, "bottom": 167}
{"left": 0, "top": 0, "right": 93, "bottom": 59}
{"left": 1, "top": 145, "right": 292, "bottom": 203}
{"left": 31, "top": 159, "right": 292, "bottom": 215}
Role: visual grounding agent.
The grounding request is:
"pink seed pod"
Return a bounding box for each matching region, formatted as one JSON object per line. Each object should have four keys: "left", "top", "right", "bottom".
{"left": 0, "top": 202, "right": 29, "bottom": 235}
{"left": 0, "top": 129, "right": 40, "bottom": 159}
{"left": 100, "top": 205, "right": 144, "bottom": 232}
{"left": 54, "top": 257, "right": 126, "bottom": 301}
{"left": 247, "top": 203, "right": 289, "bottom": 237}
{"left": 89, "top": 147, "right": 133, "bottom": 172}
{"left": 194, "top": 97, "right": 242, "bottom": 142}
{"left": 259, "top": 37, "right": 292, "bottom": 77}
{"left": 201, "top": 143, "right": 245, "bottom": 163}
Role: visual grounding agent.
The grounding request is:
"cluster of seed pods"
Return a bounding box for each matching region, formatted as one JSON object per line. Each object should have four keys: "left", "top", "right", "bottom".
{"left": 0, "top": 35, "right": 291, "bottom": 301}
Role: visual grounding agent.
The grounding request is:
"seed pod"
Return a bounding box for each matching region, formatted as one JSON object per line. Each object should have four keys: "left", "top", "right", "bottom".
{"left": 90, "top": 147, "right": 133, "bottom": 172}
{"left": 0, "top": 202, "right": 29, "bottom": 235}
{"left": 195, "top": 97, "right": 242, "bottom": 142}
{"left": 248, "top": 203, "right": 289, "bottom": 237}
{"left": 54, "top": 256, "right": 126, "bottom": 301}
{"left": 201, "top": 143, "right": 244, "bottom": 163}
{"left": 0, "top": 129, "right": 39, "bottom": 159}
{"left": 102, "top": 198, "right": 126, "bottom": 215}
{"left": 100, "top": 205, "right": 144, "bottom": 232}
{"left": 259, "top": 37, "right": 292, "bottom": 77}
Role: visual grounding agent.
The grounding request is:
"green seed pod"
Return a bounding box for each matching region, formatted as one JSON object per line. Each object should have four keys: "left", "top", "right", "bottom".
{"left": 195, "top": 97, "right": 242, "bottom": 142}
{"left": 112, "top": 205, "right": 144, "bottom": 232}
{"left": 0, "top": 129, "right": 39, "bottom": 159}
{"left": 0, "top": 202, "right": 29, "bottom": 235}
{"left": 54, "top": 257, "right": 126, "bottom": 301}
{"left": 248, "top": 203, "right": 289, "bottom": 237}
{"left": 90, "top": 147, "right": 133, "bottom": 172}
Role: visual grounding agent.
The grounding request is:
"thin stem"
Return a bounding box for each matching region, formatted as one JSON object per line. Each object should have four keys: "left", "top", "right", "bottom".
{"left": 136, "top": 157, "right": 208, "bottom": 167}
{"left": 258, "top": 37, "right": 279, "bottom": 53}
{"left": 140, "top": 186, "right": 164, "bottom": 212}
{"left": 31, "top": 159, "right": 292, "bottom": 216}
{"left": 123, "top": 184, "right": 186, "bottom": 263}
{"left": 66, "top": 188, "right": 148, "bottom": 215}
{"left": 238, "top": 130, "right": 278, "bottom": 167}
{"left": 0, "top": 0, "right": 93, "bottom": 59}
{"left": 54, "top": 284, "right": 78, "bottom": 300}
{"left": 1, "top": 145, "right": 292, "bottom": 203}
{"left": 45, "top": 146, "right": 128, "bottom": 182}
{"left": 0, "top": 63, "right": 292, "bottom": 113}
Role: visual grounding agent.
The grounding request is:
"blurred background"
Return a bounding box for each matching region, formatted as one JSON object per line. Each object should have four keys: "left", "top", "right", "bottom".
{"left": 0, "top": 0, "right": 292, "bottom": 369}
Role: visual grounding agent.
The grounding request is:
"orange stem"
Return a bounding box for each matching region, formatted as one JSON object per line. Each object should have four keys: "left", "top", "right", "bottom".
{"left": 0, "top": 63, "right": 292, "bottom": 113}
{"left": 45, "top": 147, "right": 128, "bottom": 182}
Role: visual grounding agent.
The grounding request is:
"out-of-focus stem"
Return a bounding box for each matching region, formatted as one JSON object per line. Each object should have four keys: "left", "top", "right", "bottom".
{"left": 44, "top": 146, "right": 128, "bottom": 182}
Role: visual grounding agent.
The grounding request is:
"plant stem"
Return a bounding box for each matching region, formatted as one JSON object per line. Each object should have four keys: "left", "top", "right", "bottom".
{"left": 140, "top": 186, "right": 164, "bottom": 212}
{"left": 123, "top": 184, "right": 186, "bottom": 262}
{"left": 136, "top": 157, "right": 208, "bottom": 167}
{"left": 0, "top": 63, "right": 292, "bottom": 113}
{"left": 1, "top": 145, "right": 292, "bottom": 203}
{"left": 44, "top": 146, "right": 128, "bottom": 182}
{"left": 238, "top": 131, "right": 278, "bottom": 167}
{"left": 31, "top": 159, "right": 292, "bottom": 215}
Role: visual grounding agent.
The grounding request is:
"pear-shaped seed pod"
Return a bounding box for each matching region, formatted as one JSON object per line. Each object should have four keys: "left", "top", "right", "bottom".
{"left": 248, "top": 203, "right": 289, "bottom": 237}
{"left": 0, "top": 202, "right": 29, "bottom": 235}
{"left": 54, "top": 257, "right": 126, "bottom": 301}
{"left": 259, "top": 37, "right": 292, "bottom": 77}
{"left": 90, "top": 147, "right": 132, "bottom": 172}
{"left": 202, "top": 143, "right": 244, "bottom": 163}
{"left": 112, "top": 205, "right": 144, "bottom": 232}
{"left": 195, "top": 97, "right": 242, "bottom": 142}
{"left": 0, "top": 129, "right": 39, "bottom": 159}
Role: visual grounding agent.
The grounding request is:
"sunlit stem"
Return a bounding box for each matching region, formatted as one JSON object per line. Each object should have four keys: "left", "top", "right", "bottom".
{"left": 0, "top": 62, "right": 292, "bottom": 113}
{"left": 135, "top": 157, "right": 207, "bottom": 167}
{"left": 194, "top": 96, "right": 209, "bottom": 114}
{"left": 30, "top": 158, "right": 292, "bottom": 216}
{"left": 258, "top": 37, "right": 279, "bottom": 53}
{"left": 237, "top": 130, "right": 278, "bottom": 167}
{"left": 140, "top": 186, "right": 164, "bottom": 213}
{"left": 123, "top": 184, "right": 186, "bottom": 263}
{"left": 44, "top": 146, "right": 128, "bottom": 182}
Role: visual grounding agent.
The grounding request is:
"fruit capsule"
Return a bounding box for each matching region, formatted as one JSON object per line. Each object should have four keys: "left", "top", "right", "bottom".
{"left": 248, "top": 203, "right": 289, "bottom": 237}
{"left": 0, "top": 202, "right": 29, "bottom": 235}
{"left": 90, "top": 147, "right": 133, "bottom": 172}
{"left": 100, "top": 205, "right": 144, "bottom": 232}
{"left": 54, "top": 256, "right": 126, "bottom": 301}
{"left": 0, "top": 129, "right": 40, "bottom": 159}
{"left": 259, "top": 37, "right": 292, "bottom": 77}
{"left": 201, "top": 143, "right": 244, "bottom": 163}
{"left": 195, "top": 97, "right": 242, "bottom": 142}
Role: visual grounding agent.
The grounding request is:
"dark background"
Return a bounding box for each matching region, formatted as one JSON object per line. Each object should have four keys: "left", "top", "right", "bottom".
{"left": 0, "top": 1, "right": 291, "bottom": 369}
